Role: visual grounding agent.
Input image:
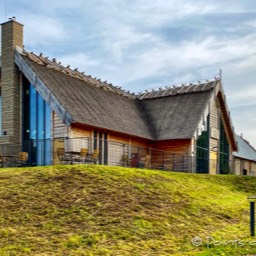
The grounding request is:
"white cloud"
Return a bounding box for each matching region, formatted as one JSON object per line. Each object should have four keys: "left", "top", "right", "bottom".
{"left": 100, "top": 25, "right": 159, "bottom": 63}
{"left": 232, "top": 111, "right": 256, "bottom": 149}
{"left": 229, "top": 90, "right": 256, "bottom": 108}
{"left": 101, "top": 33, "right": 256, "bottom": 86}
{"left": 57, "top": 53, "right": 99, "bottom": 71}
{"left": 246, "top": 19, "right": 256, "bottom": 28}
{"left": 21, "top": 16, "right": 68, "bottom": 47}
{"left": 129, "top": 0, "right": 217, "bottom": 25}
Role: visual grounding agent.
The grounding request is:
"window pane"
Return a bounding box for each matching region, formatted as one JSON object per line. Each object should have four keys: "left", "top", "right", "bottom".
{"left": 30, "top": 85, "right": 37, "bottom": 140}
{"left": 37, "top": 95, "right": 44, "bottom": 140}
{"left": 196, "top": 115, "right": 209, "bottom": 173}
{"left": 45, "top": 104, "right": 52, "bottom": 165}
{"left": 45, "top": 103, "right": 51, "bottom": 139}
{"left": 24, "top": 83, "right": 52, "bottom": 166}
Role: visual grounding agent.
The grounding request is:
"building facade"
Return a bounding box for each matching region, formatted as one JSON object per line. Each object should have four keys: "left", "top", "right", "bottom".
{"left": 0, "top": 19, "right": 238, "bottom": 173}
{"left": 233, "top": 135, "right": 256, "bottom": 176}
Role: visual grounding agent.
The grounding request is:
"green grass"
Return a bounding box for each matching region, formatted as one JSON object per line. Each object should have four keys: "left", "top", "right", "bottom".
{"left": 0, "top": 165, "right": 256, "bottom": 255}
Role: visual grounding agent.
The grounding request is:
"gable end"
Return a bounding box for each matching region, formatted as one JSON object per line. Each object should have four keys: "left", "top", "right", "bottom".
{"left": 15, "top": 50, "right": 73, "bottom": 126}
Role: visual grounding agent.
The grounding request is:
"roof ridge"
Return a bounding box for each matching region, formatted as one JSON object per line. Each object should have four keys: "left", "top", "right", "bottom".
{"left": 137, "top": 78, "right": 220, "bottom": 100}
{"left": 20, "top": 49, "right": 221, "bottom": 101}
{"left": 22, "top": 49, "right": 136, "bottom": 100}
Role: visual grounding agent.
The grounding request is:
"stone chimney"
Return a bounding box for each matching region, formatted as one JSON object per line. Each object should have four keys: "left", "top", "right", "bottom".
{"left": 1, "top": 18, "right": 23, "bottom": 144}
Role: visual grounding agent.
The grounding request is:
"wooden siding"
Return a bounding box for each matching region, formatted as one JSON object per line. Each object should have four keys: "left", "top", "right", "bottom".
{"left": 108, "top": 133, "right": 129, "bottom": 166}
{"left": 67, "top": 126, "right": 152, "bottom": 166}
{"left": 210, "top": 99, "right": 219, "bottom": 130}
{"left": 109, "top": 132, "right": 150, "bottom": 147}
{"left": 109, "top": 132, "right": 150, "bottom": 166}
{"left": 234, "top": 158, "right": 241, "bottom": 175}
{"left": 70, "top": 124, "right": 91, "bottom": 138}
{"left": 233, "top": 157, "right": 256, "bottom": 176}
{"left": 53, "top": 112, "right": 66, "bottom": 138}
{"left": 52, "top": 112, "right": 66, "bottom": 164}
{"left": 252, "top": 162, "right": 256, "bottom": 174}
{"left": 209, "top": 99, "right": 220, "bottom": 151}
{"left": 108, "top": 133, "right": 129, "bottom": 144}
{"left": 152, "top": 139, "right": 191, "bottom": 154}
{"left": 150, "top": 139, "right": 191, "bottom": 170}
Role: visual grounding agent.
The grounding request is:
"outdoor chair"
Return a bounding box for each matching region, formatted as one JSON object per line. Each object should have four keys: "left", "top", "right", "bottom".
{"left": 57, "top": 148, "right": 72, "bottom": 164}
{"left": 121, "top": 154, "right": 129, "bottom": 166}
{"left": 140, "top": 154, "right": 151, "bottom": 168}
{"left": 144, "top": 155, "right": 151, "bottom": 169}
{"left": 72, "top": 148, "right": 88, "bottom": 164}
{"left": 163, "top": 163, "right": 173, "bottom": 171}
{"left": 85, "top": 149, "right": 99, "bottom": 164}
{"left": 15, "top": 152, "right": 29, "bottom": 167}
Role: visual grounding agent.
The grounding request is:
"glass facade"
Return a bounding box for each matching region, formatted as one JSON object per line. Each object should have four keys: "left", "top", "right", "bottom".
{"left": 23, "top": 81, "right": 52, "bottom": 165}
{"left": 196, "top": 115, "right": 209, "bottom": 173}
{"left": 219, "top": 118, "right": 230, "bottom": 174}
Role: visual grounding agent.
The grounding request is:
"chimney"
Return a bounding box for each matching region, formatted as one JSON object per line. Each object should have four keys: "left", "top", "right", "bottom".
{"left": 1, "top": 18, "right": 23, "bottom": 143}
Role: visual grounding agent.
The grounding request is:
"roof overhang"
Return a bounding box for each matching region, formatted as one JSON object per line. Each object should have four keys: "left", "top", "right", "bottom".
{"left": 216, "top": 81, "right": 238, "bottom": 151}
{"left": 233, "top": 155, "right": 256, "bottom": 162}
{"left": 72, "top": 121, "right": 153, "bottom": 141}
{"left": 14, "top": 50, "right": 73, "bottom": 126}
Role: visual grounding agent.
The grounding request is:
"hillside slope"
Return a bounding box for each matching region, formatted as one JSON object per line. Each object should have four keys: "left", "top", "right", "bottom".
{"left": 0, "top": 165, "right": 256, "bottom": 255}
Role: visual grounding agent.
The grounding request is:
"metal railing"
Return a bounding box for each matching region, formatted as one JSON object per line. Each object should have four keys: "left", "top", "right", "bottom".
{"left": 0, "top": 137, "right": 232, "bottom": 174}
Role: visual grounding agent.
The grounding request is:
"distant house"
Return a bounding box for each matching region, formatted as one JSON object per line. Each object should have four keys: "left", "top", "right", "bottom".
{"left": 0, "top": 19, "right": 238, "bottom": 173}
{"left": 233, "top": 135, "right": 256, "bottom": 175}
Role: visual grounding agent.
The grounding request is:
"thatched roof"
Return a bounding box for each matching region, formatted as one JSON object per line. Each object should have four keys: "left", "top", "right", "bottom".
{"left": 15, "top": 49, "right": 235, "bottom": 144}
{"left": 15, "top": 50, "right": 153, "bottom": 140}
{"left": 140, "top": 90, "right": 213, "bottom": 140}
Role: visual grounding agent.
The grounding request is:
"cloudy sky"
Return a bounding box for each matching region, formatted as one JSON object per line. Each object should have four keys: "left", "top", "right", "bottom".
{"left": 1, "top": 0, "right": 256, "bottom": 148}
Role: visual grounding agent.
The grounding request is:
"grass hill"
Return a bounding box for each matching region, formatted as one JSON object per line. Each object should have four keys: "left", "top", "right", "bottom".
{"left": 0, "top": 165, "right": 256, "bottom": 255}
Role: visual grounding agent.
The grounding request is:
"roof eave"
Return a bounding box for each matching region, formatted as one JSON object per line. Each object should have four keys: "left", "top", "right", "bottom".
{"left": 233, "top": 155, "right": 256, "bottom": 162}
{"left": 72, "top": 121, "right": 154, "bottom": 141}
{"left": 217, "top": 82, "right": 238, "bottom": 151}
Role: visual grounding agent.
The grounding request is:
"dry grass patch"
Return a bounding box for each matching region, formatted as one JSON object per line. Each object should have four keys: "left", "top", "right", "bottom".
{"left": 0, "top": 165, "right": 255, "bottom": 255}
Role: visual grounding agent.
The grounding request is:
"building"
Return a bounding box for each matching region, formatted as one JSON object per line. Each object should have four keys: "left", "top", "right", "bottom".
{"left": 233, "top": 135, "right": 256, "bottom": 175}
{"left": 0, "top": 19, "right": 238, "bottom": 173}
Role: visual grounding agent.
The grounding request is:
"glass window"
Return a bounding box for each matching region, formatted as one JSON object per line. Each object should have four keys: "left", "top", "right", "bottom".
{"left": 23, "top": 81, "right": 52, "bottom": 166}
{"left": 37, "top": 95, "right": 44, "bottom": 140}
{"left": 45, "top": 104, "right": 51, "bottom": 139}
{"left": 196, "top": 115, "right": 209, "bottom": 173}
{"left": 30, "top": 85, "right": 37, "bottom": 140}
{"left": 219, "top": 118, "right": 230, "bottom": 174}
{"left": 44, "top": 104, "right": 52, "bottom": 165}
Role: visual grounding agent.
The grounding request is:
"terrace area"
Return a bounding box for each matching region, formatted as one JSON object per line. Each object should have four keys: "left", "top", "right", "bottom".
{"left": 0, "top": 137, "right": 229, "bottom": 174}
